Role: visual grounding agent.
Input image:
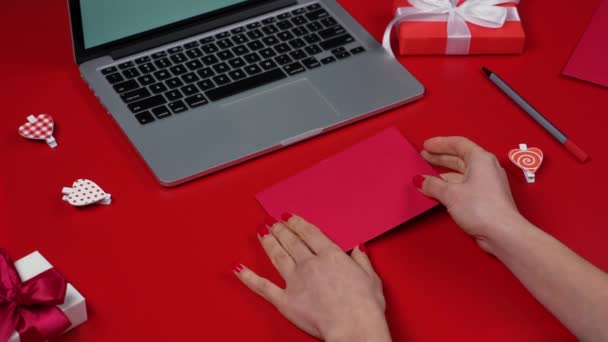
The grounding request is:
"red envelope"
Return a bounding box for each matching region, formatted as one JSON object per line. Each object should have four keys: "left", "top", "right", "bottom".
{"left": 256, "top": 128, "right": 439, "bottom": 251}
{"left": 563, "top": 0, "right": 608, "bottom": 88}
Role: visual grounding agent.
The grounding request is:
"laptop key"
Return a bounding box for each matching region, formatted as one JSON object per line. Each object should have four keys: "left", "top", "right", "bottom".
{"left": 231, "top": 27, "right": 245, "bottom": 34}
{"left": 321, "top": 17, "right": 338, "bottom": 27}
{"left": 218, "top": 50, "right": 235, "bottom": 61}
{"left": 165, "top": 89, "right": 183, "bottom": 101}
{"left": 350, "top": 46, "right": 366, "bottom": 55}
{"left": 101, "top": 66, "right": 118, "bottom": 75}
{"left": 262, "top": 36, "right": 280, "bottom": 46}
{"left": 278, "top": 31, "right": 295, "bottom": 41}
{"left": 259, "top": 48, "right": 277, "bottom": 59}
{"left": 228, "top": 69, "right": 247, "bottom": 81}
{"left": 306, "top": 9, "right": 329, "bottom": 21}
{"left": 292, "top": 7, "right": 307, "bottom": 15}
{"left": 288, "top": 38, "right": 306, "bottom": 49}
{"left": 138, "top": 75, "right": 156, "bottom": 86}
{"left": 307, "top": 3, "right": 321, "bottom": 11}
{"left": 154, "top": 69, "right": 171, "bottom": 81}
{"left": 283, "top": 62, "right": 306, "bottom": 75}
{"left": 181, "top": 84, "right": 200, "bottom": 96}
{"left": 138, "top": 63, "right": 156, "bottom": 74}
{"left": 200, "top": 36, "right": 216, "bottom": 44}
{"left": 123, "top": 68, "right": 141, "bottom": 79}
{"left": 335, "top": 51, "right": 351, "bottom": 59}
{"left": 304, "top": 44, "right": 323, "bottom": 55}
{"left": 228, "top": 57, "right": 246, "bottom": 69}
{"left": 202, "top": 43, "right": 219, "bottom": 54}
{"left": 170, "top": 53, "right": 187, "bottom": 64}
{"left": 277, "top": 13, "right": 292, "bottom": 20}
{"left": 168, "top": 100, "right": 188, "bottom": 114}
{"left": 114, "top": 80, "right": 140, "bottom": 93}
{"left": 217, "top": 39, "right": 234, "bottom": 50}
{"left": 302, "top": 57, "right": 321, "bottom": 69}
{"left": 275, "top": 43, "right": 291, "bottom": 54}
{"left": 262, "top": 17, "right": 276, "bottom": 25}
{"left": 206, "top": 68, "right": 287, "bottom": 102}
{"left": 152, "top": 51, "right": 168, "bottom": 59}
{"left": 244, "top": 64, "right": 263, "bottom": 75}
{"left": 197, "top": 67, "right": 215, "bottom": 79}
{"left": 277, "top": 20, "right": 294, "bottom": 30}
{"left": 303, "top": 33, "right": 321, "bottom": 44}
{"left": 319, "top": 26, "right": 347, "bottom": 39}
{"left": 118, "top": 61, "right": 134, "bottom": 69}
{"left": 260, "top": 59, "right": 278, "bottom": 70}
{"left": 262, "top": 25, "right": 278, "bottom": 35}
{"left": 232, "top": 34, "right": 249, "bottom": 45}
{"left": 216, "top": 31, "right": 231, "bottom": 39}
{"left": 185, "top": 59, "right": 204, "bottom": 71}
{"left": 321, "top": 56, "right": 336, "bottom": 64}
{"left": 202, "top": 55, "right": 220, "bottom": 65}
{"left": 121, "top": 87, "right": 152, "bottom": 103}
{"left": 168, "top": 46, "right": 184, "bottom": 54}
{"left": 319, "top": 34, "right": 354, "bottom": 50}
{"left": 166, "top": 77, "right": 184, "bottom": 89}
{"left": 128, "top": 95, "right": 167, "bottom": 113}
{"left": 181, "top": 72, "right": 200, "bottom": 84}
{"left": 292, "top": 16, "right": 308, "bottom": 26}
{"left": 244, "top": 52, "right": 261, "bottom": 64}
{"left": 289, "top": 49, "right": 307, "bottom": 60}
{"left": 106, "top": 73, "right": 124, "bottom": 84}
{"left": 197, "top": 79, "right": 216, "bottom": 91}
{"left": 169, "top": 65, "right": 188, "bottom": 76}
{"left": 247, "top": 40, "right": 265, "bottom": 51}
{"left": 292, "top": 26, "right": 309, "bottom": 36}
{"left": 247, "top": 29, "right": 263, "bottom": 40}
{"left": 154, "top": 58, "right": 172, "bottom": 69}
{"left": 135, "top": 111, "right": 155, "bottom": 125}
{"left": 186, "top": 48, "right": 203, "bottom": 59}
{"left": 246, "top": 22, "right": 261, "bottom": 30}
{"left": 213, "top": 62, "right": 230, "bottom": 74}
{"left": 184, "top": 41, "right": 200, "bottom": 49}
{"left": 233, "top": 45, "right": 250, "bottom": 56}
{"left": 152, "top": 106, "right": 172, "bottom": 119}
{"left": 213, "top": 74, "right": 231, "bottom": 86}
{"left": 149, "top": 82, "right": 168, "bottom": 94}
{"left": 185, "top": 94, "right": 208, "bottom": 108}
{"left": 275, "top": 54, "right": 293, "bottom": 66}
{"left": 306, "top": 21, "right": 323, "bottom": 32}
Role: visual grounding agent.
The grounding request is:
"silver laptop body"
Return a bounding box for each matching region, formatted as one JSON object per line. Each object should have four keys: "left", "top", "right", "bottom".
{"left": 70, "top": 0, "right": 424, "bottom": 186}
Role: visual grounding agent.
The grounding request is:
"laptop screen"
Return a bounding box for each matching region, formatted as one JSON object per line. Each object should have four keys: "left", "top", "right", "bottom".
{"left": 80, "top": 0, "right": 248, "bottom": 49}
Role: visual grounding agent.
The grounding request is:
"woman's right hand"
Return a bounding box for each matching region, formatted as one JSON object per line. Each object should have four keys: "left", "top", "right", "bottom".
{"left": 416, "top": 137, "right": 525, "bottom": 254}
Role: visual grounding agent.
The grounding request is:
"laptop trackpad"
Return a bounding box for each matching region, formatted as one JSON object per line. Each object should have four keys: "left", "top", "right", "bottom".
{"left": 221, "top": 79, "right": 339, "bottom": 144}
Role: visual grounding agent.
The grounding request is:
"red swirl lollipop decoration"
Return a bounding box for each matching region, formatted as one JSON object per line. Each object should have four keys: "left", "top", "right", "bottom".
{"left": 508, "top": 144, "right": 543, "bottom": 183}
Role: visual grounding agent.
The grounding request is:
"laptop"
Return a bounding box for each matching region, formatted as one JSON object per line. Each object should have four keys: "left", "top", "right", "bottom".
{"left": 69, "top": 0, "right": 424, "bottom": 186}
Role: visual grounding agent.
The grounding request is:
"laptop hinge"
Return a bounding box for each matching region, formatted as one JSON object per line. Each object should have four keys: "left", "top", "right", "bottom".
{"left": 110, "top": 0, "right": 297, "bottom": 61}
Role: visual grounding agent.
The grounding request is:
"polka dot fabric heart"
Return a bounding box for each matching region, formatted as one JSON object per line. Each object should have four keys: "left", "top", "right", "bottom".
{"left": 18, "top": 114, "right": 57, "bottom": 148}
{"left": 62, "top": 179, "right": 111, "bottom": 207}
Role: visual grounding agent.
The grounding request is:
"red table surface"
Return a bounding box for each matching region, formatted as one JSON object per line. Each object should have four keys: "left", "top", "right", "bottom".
{"left": 1, "top": 0, "right": 607, "bottom": 341}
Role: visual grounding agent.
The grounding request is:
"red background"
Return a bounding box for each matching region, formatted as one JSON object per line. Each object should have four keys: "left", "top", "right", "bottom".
{"left": 2, "top": 0, "right": 607, "bottom": 341}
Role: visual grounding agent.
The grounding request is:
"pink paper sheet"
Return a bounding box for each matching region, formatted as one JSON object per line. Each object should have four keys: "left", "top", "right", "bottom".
{"left": 256, "top": 128, "right": 439, "bottom": 251}
{"left": 563, "top": 0, "right": 608, "bottom": 88}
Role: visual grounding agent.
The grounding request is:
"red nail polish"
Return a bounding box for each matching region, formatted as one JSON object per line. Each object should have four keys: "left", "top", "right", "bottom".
{"left": 264, "top": 216, "right": 278, "bottom": 227}
{"left": 257, "top": 224, "right": 270, "bottom": 238}
{"left": 281, "top": 212, "right": 293, "bottom": 221}
{"left": 232, "top": 262, "right": 244, "bottom": 273}
{"left": 412, "top": 174, "right": 425, "bottom": 189}
{"left": 358, "top": 244, "right": 368, "bottom": 254}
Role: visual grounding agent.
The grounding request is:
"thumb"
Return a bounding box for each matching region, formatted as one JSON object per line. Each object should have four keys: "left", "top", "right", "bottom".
{"left": 414, "top": 175, "right": 451, "bottom": 205}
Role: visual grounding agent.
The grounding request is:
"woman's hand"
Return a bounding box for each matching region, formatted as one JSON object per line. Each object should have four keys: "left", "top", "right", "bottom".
{"left": 417, "top": 137, "right": 525, "bottom": 254}
{"left": 234, "top": 214, "right": 391, "bottom": 342}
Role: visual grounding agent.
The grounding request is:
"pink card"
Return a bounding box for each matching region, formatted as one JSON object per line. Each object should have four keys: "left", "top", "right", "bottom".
{"left": 257, "top": 128, "right": 439, "bottom": 251}
{"left": 563, "top": 0, "right": 608, "bottom": 88}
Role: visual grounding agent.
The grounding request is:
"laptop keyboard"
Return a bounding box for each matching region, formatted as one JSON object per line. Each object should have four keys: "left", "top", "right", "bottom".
{"left": 100, "top": 3, "right": 366, "bottom": 126}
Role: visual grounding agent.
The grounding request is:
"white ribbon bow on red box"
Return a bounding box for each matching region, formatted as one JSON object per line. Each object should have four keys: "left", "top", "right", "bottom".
{"left": 383, "top": 0, "right": 521, "bottom": 56}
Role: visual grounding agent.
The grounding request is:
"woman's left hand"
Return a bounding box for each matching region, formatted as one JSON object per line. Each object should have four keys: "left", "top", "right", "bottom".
{"left": 234, "top": 214, "right": 391, "bottom": 342}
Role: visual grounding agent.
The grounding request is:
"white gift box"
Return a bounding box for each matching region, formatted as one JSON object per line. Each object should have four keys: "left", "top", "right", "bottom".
{"left": 8, "top": 251, "right": 87, "bottom": 342}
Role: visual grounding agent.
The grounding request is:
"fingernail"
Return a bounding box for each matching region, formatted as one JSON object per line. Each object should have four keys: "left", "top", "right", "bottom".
{"left": 257, "top": 224, "right": 270, "bottom": 238}
{"left": 264, "top": 216, "right": 278, "bottom": 227}
{"left": 358, "top": 244, "right": 368, "bottom": 254}
{"left": 281, "top": 212, "right": 293, "bottom": 222}
{"left": 412, "top": 174, "right": 425, "bottom": 189}
{"left": 232, "top": 262, "right": 244, "bottom": 274}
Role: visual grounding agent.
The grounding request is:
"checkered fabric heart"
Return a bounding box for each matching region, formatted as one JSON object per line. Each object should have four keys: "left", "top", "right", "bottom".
{"left": 19, "top": 114, "right": 54, "bottom": 140}
{"left": 18, "top": 114, "right": 57, "bottom": 148}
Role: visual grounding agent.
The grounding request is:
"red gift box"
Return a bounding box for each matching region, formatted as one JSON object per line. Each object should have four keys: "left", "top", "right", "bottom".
{"left": 391, "top": 0, "right": 525, "bottom": 55}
